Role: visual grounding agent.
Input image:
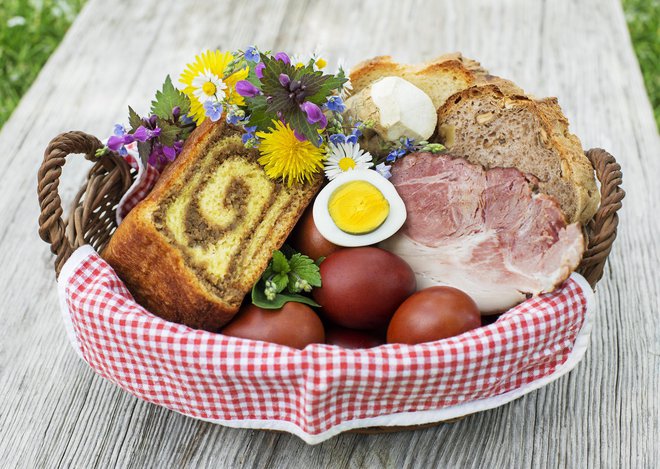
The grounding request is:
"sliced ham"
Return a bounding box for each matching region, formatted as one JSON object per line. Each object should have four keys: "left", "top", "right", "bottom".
{"left": 380, "top": 152, "right": 585, "bottom": 313}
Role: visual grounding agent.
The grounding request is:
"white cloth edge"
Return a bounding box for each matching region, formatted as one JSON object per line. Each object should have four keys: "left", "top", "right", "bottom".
{"left": 56, "top": 246, "right": 595, "bottom": 444}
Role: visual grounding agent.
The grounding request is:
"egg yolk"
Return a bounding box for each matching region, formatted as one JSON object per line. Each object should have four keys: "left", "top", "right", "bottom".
{"left": 328, "top": 181, "right": 390, "bottom": 234}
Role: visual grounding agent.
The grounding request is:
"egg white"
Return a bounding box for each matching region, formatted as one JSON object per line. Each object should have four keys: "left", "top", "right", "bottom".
{"left": 313, "top": 170, "right": 407, "bottom": 247}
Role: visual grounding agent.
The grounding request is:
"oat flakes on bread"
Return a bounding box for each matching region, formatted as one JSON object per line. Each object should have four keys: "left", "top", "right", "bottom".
{"left": 102, "top": 119, "right": 322, "bottom": 331}
{"left": 435, "top": 83, "right": 599, "bottom": 224}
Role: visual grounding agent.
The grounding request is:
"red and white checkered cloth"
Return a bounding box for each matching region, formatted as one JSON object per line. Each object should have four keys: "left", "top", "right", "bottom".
{"left": 58, "top": 246, "right": 593, "bottom": 444}
{"left": 55, "top": 149, "right": 595, "bottom": 443}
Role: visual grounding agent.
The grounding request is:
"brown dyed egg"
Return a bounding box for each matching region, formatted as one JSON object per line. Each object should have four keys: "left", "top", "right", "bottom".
{"left": 221, "top": 302, "right": 325, "bottom": 349}
{"left": 290, "top": 206, "right": 341, "bottom": 260}
{"left": 312, "top": 247, "right": 416, "bottom": 330}
{"left": 325, "top": 325, "right": 384, "bottom": 349}
{"left": 387, "top": 286, "right": 481, "bottom": 345}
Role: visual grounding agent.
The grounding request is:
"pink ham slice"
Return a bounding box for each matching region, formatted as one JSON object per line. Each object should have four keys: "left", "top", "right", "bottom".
{"left": 379, "top": 152, "right": 585, "bottom": 314}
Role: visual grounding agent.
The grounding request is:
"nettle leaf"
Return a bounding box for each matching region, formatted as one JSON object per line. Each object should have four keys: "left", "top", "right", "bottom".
{"left": 245, "top": 95, "right": 276, "bottom": 131}
{"left": 137, "top": 140, "right": 151, "bottom": 167}
{"left": 286, "top": 108, "right": 321, "bottom": 144}
{"left": 128, "top": 106, "right": 142, "bottom": 131}
{"left": 271, "top": 250, "right": 290, "bottom": 274}
{"left": 157, "top": 119, "right": 180, "bottom": 147}
{"left": 306, "top": 74, "right": 347, "bottom": 105}
{"left": 288, "top": 253, "right": 321, "bottom": 287}
{"left": 251, "top": 281, "right": 321, "bottom": 309}
{"left": 151, "top": 75, "right": 190, "bottom": 119}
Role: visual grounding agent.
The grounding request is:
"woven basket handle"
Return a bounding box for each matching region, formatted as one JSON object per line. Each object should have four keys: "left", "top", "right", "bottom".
{"left": 577, "top": 148, "right": 625, "bottom": 288}
{"left": 37, "top": 131, "right": 133, "bottom": 277}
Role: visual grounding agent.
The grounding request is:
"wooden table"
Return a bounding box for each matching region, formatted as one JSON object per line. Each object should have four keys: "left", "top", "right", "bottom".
{"left": 1, "top": 0, "right": 658, "bottom": 466}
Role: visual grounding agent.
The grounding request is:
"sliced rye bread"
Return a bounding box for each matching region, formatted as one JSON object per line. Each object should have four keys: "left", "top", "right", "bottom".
{"left": 435, "top": 84, "right": 599, "bottom": 224}
{"left": 349, "top": 53, "right": 523, "bottom": 110}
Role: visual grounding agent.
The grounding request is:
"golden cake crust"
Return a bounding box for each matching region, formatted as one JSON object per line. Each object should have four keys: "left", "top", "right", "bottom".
{"left": 102, "top": 119, "right": 322, "bottom": 330}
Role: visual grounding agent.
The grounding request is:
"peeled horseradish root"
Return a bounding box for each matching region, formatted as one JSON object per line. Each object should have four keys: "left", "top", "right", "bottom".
{"left": 328, "top": 180, "right": 390, "bottom": 234}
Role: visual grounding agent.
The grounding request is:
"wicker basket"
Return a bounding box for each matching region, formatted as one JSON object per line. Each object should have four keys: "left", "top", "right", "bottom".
{"left": 36, "top": 131, "right": 624, "bottom": 437}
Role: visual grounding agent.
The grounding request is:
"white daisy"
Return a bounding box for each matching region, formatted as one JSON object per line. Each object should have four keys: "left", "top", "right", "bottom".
{"left": 324, "top": 142, "right": 373, "bottom": 180}
{"left": 191, "top": 69, "right": 227, "bottom": 103}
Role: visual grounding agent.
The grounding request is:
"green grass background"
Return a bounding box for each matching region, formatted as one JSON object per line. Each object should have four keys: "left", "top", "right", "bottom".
{"left": 0, "top": 0, "right": 658, "bottom": 130}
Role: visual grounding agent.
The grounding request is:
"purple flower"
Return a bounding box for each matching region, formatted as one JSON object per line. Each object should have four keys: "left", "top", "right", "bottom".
{"left": 346, "top": 133, "right": 358, "bottom": 144}
{"left": 235, "top": 80, "right": 260, "bottom": 97}
{"left": 300, "top": 101, "right": 325, "bottom": 126}
{"left": 294, "top": 129, "right": 307, "bottom": 142}
{"left": 375, "top": 162, "right": 392, "bottom": 179}
{"left": 325, "top": 96, "right": 346, "bottom": 113}
{"left": 244, "top": 46, "right": 260, "bottom": 62}
{"left": 107, "top": 135, "right": 126, "bottom": 152}
{"left": 203, "top": 100, "right": 224, "bottom": 121}
{"left": 162, "top": 145, "right": 177, "bottom": 160}
{"left": 132, "top": 126, "right": 149, "bottom": 141}
{"left": 274, "top": 52, "right": 290, "bottom": 65}
{"left": 279, "top": 73, "right": 291, "bottom": 87}
{"left": 255, "top": 62, "right": 265, "bottom": 79}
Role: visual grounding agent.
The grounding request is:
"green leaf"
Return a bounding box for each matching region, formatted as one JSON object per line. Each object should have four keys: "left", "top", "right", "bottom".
{"left": 128, "top": 106, "right": 142, "bottom": 131}
{"left": 136, "top": 140, "right": 151, "bottom": 168}
{"left": 315, "top": 256, "right": 325, "bottom": 266}
{"left": 272, "top": 272, "right": 289, "bottom": 293}
{"left": 286, "top": 108, "right": 321, "bottom": 144}
{"left": 245, "top": 95, "right": 276, "bottom": 130}
{"left": 306, "top": 74, "right": 347, "bottom": 105}
{"left": 271, "top": 250, "right": 290, "bottom": 274}
{"left": 157, "top": 119, "right": 180, "bottom": 147}
{"left": 150, "top": 75, "right": 190, "bottom": 120}
{"left": 251, "top": 281, "right": 321, "bottom": 309}
{"left": 288, "top": 253, "right": 321, "bottom": 287}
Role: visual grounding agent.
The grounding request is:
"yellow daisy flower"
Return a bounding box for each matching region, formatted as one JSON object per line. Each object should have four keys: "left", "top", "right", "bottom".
{"left": 256, "top": 121, "right": 326, "bottom": 186}
{"left": 179, "top": 50, "right": 249, "bottom": 124}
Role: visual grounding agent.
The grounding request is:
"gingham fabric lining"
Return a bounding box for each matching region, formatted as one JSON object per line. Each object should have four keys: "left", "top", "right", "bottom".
{"left": 57, "top": 245, "right": 593, "bottom": 444}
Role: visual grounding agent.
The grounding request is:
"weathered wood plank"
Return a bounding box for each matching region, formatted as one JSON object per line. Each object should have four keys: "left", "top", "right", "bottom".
{"left": 0, "top": 0, "right": 658, "bottom": 467}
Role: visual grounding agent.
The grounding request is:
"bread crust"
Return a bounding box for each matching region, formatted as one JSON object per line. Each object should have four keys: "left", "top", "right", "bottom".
{"left": 102, "top": 119, "right": 322, "bottom": 330}
{"left": 435, "top": 84, "right": 599, "bottom": 223}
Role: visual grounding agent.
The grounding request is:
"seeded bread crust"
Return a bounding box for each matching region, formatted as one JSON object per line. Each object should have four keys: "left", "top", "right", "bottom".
{"left": 435, "top": 84, "right": 599, "bottom": 224}
{"left": 102, "top": 119, "right": 322, "bottom": 331}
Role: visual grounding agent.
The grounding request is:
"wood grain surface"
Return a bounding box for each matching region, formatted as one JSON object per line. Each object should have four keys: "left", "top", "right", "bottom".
{"left": 0, "top": 0, "right": 658, "bottom": 467}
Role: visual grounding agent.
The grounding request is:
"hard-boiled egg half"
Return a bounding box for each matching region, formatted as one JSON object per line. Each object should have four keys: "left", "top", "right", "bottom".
{"left": 313, "top": 170, "right": 407, "bottom": 247}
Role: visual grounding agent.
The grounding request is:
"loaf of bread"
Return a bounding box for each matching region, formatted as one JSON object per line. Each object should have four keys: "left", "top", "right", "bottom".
{"left": 103, "top": 120, "right": 322, "bottom": 331}
{"left": 349, "top": 53, "right": 523, "bottom": 110}
{"left": 435, "top": 84, "right": 599, "bottom": 224}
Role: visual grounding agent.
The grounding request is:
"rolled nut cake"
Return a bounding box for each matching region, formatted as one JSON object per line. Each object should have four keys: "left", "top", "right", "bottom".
{"left": 103, "top": 119, "right": 323, "bottom": 331}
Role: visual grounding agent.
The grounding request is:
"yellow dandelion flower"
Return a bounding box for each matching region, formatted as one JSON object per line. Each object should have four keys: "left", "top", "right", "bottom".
{"left": 179, "top": 50, "right": 249, "bottom": 124}
{"left": 256, "top": 121, "right": 326, "bottom": 186}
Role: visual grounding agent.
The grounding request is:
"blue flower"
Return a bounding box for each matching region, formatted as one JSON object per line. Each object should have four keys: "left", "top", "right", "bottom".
{"left": 329, "top": 133, "right": 347, "bottom": 145}
{"left": 385, "top": 148, "right": 406, "bottom": 163}
{"left": 346, "top": 133, "right": 358, "bottom": 144}
{"left": 226, "top": 108, "right": 246, "bottom": 125}
{"left": 203, "top": 100, "right": 224, "bottom": 122}
{"left": 375, "top": 162, "right": 392, "bottom": 179}
{"left": 325, "top": 96, "right": 346, "bottom": 113}
{"left": 402, "top": 137, "right": 416, "bottom": 152}
{"left": 113, "top": 124, "right": 127, "bottom": 136}
{"left": 244, "top": 46, "right": 260, "bottom": 62}
{"left": 242, "top": 125, "right": 258, "bottom": 144}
